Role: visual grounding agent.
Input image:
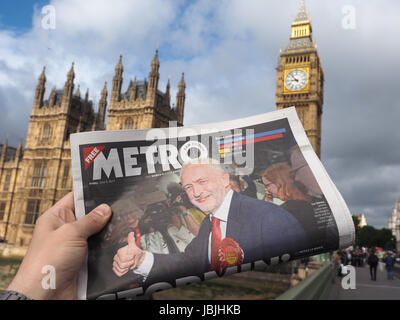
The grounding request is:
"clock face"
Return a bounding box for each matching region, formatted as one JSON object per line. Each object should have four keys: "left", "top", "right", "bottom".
{"left": 285, "top": 70, "right": 308, "bottom": 91}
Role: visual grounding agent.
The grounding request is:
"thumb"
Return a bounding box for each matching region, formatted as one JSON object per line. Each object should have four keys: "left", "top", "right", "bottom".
{"left": 127, "top": 232, "right": 137, "bottom": 252}
{"left": 73, "top": 204, "right": 112, "bottom": 239}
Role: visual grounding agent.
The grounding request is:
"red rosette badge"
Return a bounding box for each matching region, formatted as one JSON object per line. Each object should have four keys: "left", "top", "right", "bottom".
{"left": 217, "top": 238, "right": 244, "bottom": 273}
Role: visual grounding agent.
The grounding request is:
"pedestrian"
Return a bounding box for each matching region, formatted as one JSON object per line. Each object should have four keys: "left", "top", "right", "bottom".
{"left": 336, "top": 251, "right": 343, "bottom": 277}
{"left": 367, "top": 249, "right": 379, "bottom": 281}
{"left": 384, "top": 251, "right": 395, "bottom": 280}
{"left": 346, "top": 250, "right": 352, "bottom": 265}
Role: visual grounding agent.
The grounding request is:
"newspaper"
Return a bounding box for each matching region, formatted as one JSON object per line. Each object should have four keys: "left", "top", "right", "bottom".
{"left": 71, "top": 107, "right": 354, "bottom": 300}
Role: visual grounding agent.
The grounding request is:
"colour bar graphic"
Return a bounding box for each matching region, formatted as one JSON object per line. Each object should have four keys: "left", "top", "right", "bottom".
{"left": 218, "top": 128, "right": 286, "bottom": 150}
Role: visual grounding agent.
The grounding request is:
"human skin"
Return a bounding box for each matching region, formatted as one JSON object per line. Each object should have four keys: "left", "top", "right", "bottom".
{"left": 261, "top": 176, "right": 279, "bottom": 198}
{"left": 7, "top": 192, "right": 112, "bottom": 300}
{"left": 112, "top": 163, "right": 231, "bottom": 276}
{"left": 181, "top": 164, "right": 230, "bottom": 214}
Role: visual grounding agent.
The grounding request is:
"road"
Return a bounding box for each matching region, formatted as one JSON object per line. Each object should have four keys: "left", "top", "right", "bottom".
{"left": 329, "top": 262, "right": 400, "bottom": 300}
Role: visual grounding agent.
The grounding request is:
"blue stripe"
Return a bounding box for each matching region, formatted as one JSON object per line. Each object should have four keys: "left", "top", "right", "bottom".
{"left": 217, "top": 128, "right": 286, "bottom": 145}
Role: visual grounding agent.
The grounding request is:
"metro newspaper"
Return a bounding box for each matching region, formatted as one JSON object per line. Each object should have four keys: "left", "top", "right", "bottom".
{"left": 70, "top": 107, "right": 355, "bottom": 300}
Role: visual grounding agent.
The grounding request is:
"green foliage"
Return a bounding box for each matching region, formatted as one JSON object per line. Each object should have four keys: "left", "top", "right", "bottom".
{"left": 355, "top": 225, "right": 396, "bottom": 250}
{"left": 352, "top": 215, "right": 361, "bottom": 235}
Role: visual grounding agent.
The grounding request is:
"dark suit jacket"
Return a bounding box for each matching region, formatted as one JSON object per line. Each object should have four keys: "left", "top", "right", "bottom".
{"left": 144, "top": 192, "right": 310, "bottom": 287}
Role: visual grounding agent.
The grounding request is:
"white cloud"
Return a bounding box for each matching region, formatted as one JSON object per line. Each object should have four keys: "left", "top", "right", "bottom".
{"left": 0, "top": 0, "right": 400, "bottom": 227}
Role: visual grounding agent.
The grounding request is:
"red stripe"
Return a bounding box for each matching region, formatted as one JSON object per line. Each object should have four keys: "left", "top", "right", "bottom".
{"left": 219, "top": 133, "right": 283, "bottom": 149}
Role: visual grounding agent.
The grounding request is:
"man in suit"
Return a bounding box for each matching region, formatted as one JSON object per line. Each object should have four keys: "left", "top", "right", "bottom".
{"left": 112, "top": 158, "right": 310, "bottom": 287}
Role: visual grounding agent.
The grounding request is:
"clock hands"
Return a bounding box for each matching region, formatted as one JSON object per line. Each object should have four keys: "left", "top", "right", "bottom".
{"left": 289, "top": 74, "right": 298, "bottom": 82}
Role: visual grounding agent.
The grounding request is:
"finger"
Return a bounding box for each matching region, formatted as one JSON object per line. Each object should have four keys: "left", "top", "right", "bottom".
{"left": 52, "top": 192, "right": 75, "bottom": 213}
{"left": 132, "top": 251, "right": 145, "bottom": 269}
{"left": 114, "top": 252, "right": 135, "bottom": 264}
{"left": 72, "top": 204, "right": 112, "bottom": 239}
{"left": 127, "top": 232, "right": 137, "bottom": 253}
{"left": 36, "top": 193, "right": 76, "bottom": 231}
{"left": 115, "top": 247, "right": 135, "bottom": 263}
{"left": 114, "top": 255, "right": 135, "bottom": 269}
{"left": 112, "top": 266, "right": 128, "bottom": 277}
{"left": 113, "top": 261, "right": 130, "bottom": 274}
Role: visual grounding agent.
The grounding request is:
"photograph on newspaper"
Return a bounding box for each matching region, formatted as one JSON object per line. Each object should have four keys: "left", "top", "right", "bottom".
{"left": 71, "top": 107, "right": 354, "bottom": 300}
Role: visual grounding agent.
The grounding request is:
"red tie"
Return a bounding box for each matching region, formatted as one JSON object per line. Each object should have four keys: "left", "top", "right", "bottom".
{"left": 135, "top": 227, "right": 141, "bottom": 248}
{"left": 210, "top": 217, "right": 222, "bottom": 272}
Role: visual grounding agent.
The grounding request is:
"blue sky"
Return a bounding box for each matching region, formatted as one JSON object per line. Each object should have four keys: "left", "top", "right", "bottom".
{"left": 0, "top": 0, "right": 49, "bottom": 31}
{"left": 0, "top": 0, "right": 399, "bottom": 229}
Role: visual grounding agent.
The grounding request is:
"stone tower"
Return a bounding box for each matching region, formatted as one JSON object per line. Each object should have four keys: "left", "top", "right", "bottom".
{"left": 276, "top": 0, "right": 324, "bottom": 157}
{"left": 0, "top": 64, "right": 97, "bottom": 248}
{"left": 106, "top": 51, "right": 185, "bottom": 130}
{"left": 0, "top": 51, "right": 186, "bottom": 254}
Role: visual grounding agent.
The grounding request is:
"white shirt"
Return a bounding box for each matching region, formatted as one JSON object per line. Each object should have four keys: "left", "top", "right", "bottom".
{"left": 134, "top": 189, "right": 234, "bottom": 278}
{"left": 168, "top": 225, "right": 195, "bottom": 253}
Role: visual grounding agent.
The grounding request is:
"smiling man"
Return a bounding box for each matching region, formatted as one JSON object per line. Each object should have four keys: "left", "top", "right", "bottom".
{"left": 112, "top": 158, "right": 310, "bottom": 288}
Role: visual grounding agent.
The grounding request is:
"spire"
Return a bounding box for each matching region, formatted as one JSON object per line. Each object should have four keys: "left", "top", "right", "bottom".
{"left": 111, "top": 56, "right": 123, "bottom": 102}
{"left": 39, "top": 66, "right": 46, "bottom": 83}
{"left": 97, "top": 81, "right": 108, "bottom": 130}
{"left": 49, "top": 85, "right": 57, "bottom": 107}
{"left": 15, "top": 138, "right": 23, "bottom": 160}
{"left": 151, "top": 49, "right": 160, "bottom": 69}
{"left": 75, "top": 85, "right": 81, "bottom": 98}
{"left": 130, "top": 77, "right": 137, "bottom": 101}
{"left": 147, "top": 50, "right": 160, "bottom": 103}
{"left": 101, "top": 81, "right": 108, "bottom": 97}
{"left": 115, "top": 55, "right": 123, "bottom": 73}
{"left": 293, "top": 0, "right": 309, "bottom": 25}
{"left": 67, "top": 62, "right": 75, "bottom": 81}
{"left": 85, "top": 88, "right": 89, "bottom": 102}
{"left": 178, "top": 72, "right": 186, "bottom": 90}
{"left": 166, "top": 77, "right": 171, "bottom": 95}
{"left": 286, "top": 0, "right": 314, "bottom": 48}
{"left": 164, "top": 77, "right": 171, "bottom": 106}
{"left": 62, "top": 62, "right": 75, "bottom": 108}
{"left": 34, "top": 66, "right": 46, "bottom": 108}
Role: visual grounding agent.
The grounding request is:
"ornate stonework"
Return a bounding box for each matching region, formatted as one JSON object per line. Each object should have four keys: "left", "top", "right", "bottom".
{"left": 276, "top": 0, "right": 324, "bottom": 157}
{"left": 0, "top": 52, "right": 185, "bottom": 254}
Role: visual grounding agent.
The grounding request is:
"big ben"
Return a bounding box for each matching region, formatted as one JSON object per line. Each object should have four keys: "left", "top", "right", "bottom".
{"left": 276, "top": 0, "right": 324, "bottom": 157}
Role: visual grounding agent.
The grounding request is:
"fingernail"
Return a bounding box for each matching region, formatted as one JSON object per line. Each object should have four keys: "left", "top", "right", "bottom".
{"left": 95, "top": 204, "right": 110, "bottom": 217}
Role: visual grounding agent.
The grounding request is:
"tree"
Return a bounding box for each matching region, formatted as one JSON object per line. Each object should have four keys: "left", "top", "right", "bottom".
{"left": 355, "top": 225, "right": 396, "bottom": 250}
{"left": 352, "top": 215, "right": 361, "bottom": 237}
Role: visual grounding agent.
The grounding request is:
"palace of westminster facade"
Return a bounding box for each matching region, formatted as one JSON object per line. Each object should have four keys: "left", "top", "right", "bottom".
{"left": 0, "top": 1, "right": 324, "bottom": 255}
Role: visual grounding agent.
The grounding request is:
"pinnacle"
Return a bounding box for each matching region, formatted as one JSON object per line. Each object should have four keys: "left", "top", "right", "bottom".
{"left": 39, "top": 66, "right": 46, "bottom": 81}
{"left": 294, "top": 0, "right": 309, "bottom": 24}
{"left": 115, "top": 55, "right": 123, "bottom": 71}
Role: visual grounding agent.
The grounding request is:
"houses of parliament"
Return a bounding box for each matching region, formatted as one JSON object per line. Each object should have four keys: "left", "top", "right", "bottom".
{"left": 0, "top": 0, "right": 324, "bottom": 256}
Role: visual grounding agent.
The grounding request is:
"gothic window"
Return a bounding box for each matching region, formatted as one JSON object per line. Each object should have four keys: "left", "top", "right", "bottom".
{"left": 125, "top": 118, "right": 134, "bottom": 130}
{"left": 31, "top": 161, "right": 47, "bottom": 188}
{"left": 43, "top": 124, "right": 51, "bottom": 139}
{"left": 61, "top": 164, "right": 70, "bottom": 189}
{"left": 25, "top": 200, "right": 40, "bottom": 225}
{"left": 3, "top": 172, "right": 11, "bottom": 192}
{"left": 0, "top": 202, "right": 6, "bottom": 221}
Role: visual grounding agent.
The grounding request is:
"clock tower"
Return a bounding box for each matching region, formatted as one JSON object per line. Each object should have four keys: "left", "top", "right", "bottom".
{"left": 276, "top": 0, "right": 324, "bottom": 157}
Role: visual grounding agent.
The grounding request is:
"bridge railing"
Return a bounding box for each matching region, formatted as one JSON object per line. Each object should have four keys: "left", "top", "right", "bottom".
{"left": 276, "top": 261, "right": 335, "bottom": 300}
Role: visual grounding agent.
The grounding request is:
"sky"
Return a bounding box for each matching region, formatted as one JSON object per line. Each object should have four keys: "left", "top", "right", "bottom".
{"left": 0, "top": 0, "right": 399, "bottom": 228}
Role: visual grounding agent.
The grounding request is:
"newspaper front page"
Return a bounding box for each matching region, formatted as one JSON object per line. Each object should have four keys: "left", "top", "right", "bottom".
{"left": 71, "top": 107, "right": 355, "bottom": 300}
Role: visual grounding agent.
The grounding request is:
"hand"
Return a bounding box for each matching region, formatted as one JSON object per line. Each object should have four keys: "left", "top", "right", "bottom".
{"left": 112, "top": 232, "right": 145, "bottom": 277}
{"left": 7, "top": 192, "right": 112, "bottom": 300}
